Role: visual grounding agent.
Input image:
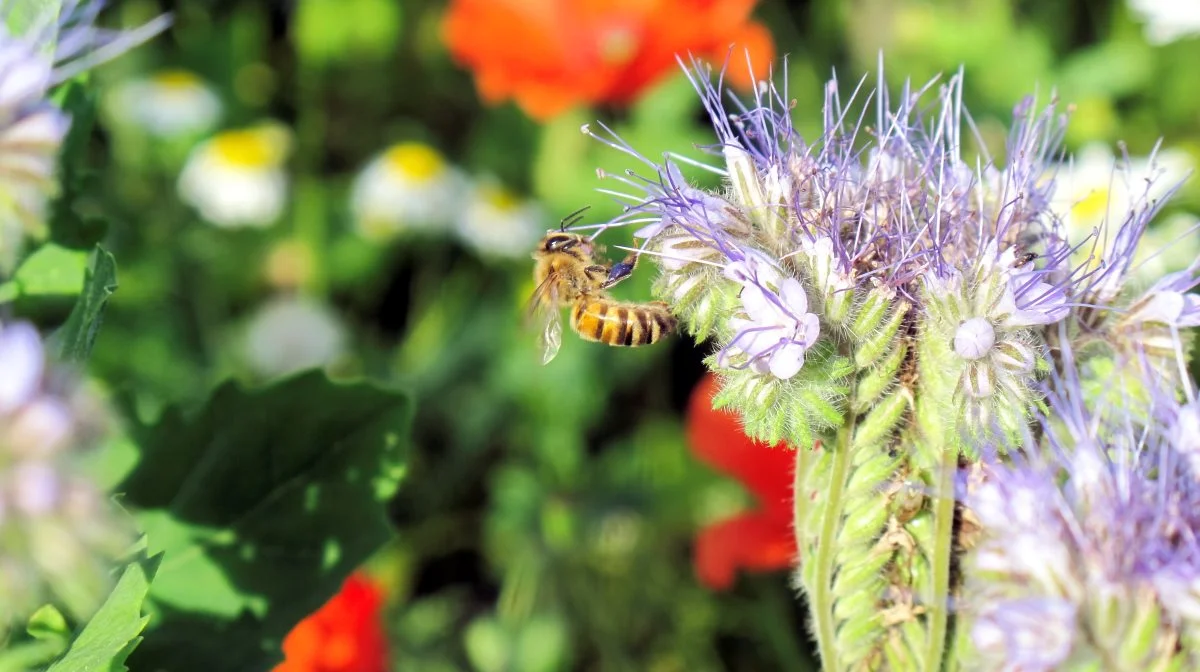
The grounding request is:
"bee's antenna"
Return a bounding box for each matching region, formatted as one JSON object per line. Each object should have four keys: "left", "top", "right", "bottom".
{"left": 560, "top": 205, "right": 591, "bottom": 232}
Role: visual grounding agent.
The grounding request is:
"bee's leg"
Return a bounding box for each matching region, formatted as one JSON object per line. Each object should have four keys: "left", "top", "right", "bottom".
{"left": 585, "top": 264, "right": 610, "bottom": 285}
{"left": 601, "top": 252, "right": 638, "bottom": 289}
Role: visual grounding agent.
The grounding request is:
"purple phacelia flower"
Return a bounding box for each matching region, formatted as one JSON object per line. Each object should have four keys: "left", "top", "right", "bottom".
{"left": 970, "top": 597, "right": 1077, "bottom": 672}
{"left": 568, "top": 53, "right": 1200, "bottom": 671}
{"left": 961, "top": 355, "right": 1200, "bottom": 668}
{"left": 575, "top": 55, "right": 1190, "bottom": 422}
{"left": 719, "top": 253, "right": 820, "bottom": 379}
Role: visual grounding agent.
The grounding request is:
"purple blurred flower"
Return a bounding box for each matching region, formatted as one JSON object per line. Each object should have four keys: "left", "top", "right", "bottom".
{"left": 971, "top": 598, "right": 1077, "bottom": 672}
{"left": 962, "top": 356, "right": 1200, "bottom": 668}
{"left": 5, "top": 0, "right": 171, "bottom": 84}
{"left": 0, "top": 320, "right": 131, "bottom": 623}
{"left": 0, "top": 1, "right": 168, "bottom": 270}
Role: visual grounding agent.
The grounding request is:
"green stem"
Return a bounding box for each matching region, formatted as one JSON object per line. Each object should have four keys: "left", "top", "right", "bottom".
{"left": 294, "top": 56, "right": 329, "bottom": 296}
{"left": 792, "top": 442, "right": 809, "bottom": 567}
{"left": 924, "top": 446, "right": 957, "bottom": 670}
{"left": 811, "top": 414, "right": 856, "bottom": 672}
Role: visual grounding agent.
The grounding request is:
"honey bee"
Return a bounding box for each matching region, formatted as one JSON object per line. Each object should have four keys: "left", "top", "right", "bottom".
{"left": 528, "top": 214, "right": 676, "bottom": 364}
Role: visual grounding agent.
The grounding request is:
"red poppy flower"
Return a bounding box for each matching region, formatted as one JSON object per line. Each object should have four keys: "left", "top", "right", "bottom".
{"left": 273, "top": 572, "right": 390, "bottom": 672}
{"left": 442, "top": 0, "right": 775, "bottom": 120}
{"left": 687, "top": 373, "right": 797, "bottom": 590}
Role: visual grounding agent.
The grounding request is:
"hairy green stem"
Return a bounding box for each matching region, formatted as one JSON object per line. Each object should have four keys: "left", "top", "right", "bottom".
{"left": 924, "top": 446, "right": 957, "bottom": 670}
{"left": 793, "top": 442, "right": 809, "bottom": 567}
{"left": 811, "top": 414, "right": 856, "bottom": 672}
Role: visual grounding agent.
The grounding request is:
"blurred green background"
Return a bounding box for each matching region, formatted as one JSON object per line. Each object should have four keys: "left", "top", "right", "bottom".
{"left": 54, "top": 0, "right": 1200, "bottom": 669}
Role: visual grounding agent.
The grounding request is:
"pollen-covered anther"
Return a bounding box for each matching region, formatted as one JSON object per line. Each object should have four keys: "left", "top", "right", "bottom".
{"left": 955, "top": 318, "right": 996, "bottom": 360}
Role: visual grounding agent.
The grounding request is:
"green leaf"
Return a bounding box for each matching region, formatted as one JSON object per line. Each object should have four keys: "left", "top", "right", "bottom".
{"left": 119, "top": 372, "right": 412, "bottom": 671}
{"left": 46, "top": 554, "right": 161, "bottom": 672}
{"left": 0, "top": 243, "right": 89, "bottom": 303}
{"left": 26, "top": 604, "right": 70, "bottom": 642}
{"left": 50, "top": 246, "right": 117, "bottom": 363}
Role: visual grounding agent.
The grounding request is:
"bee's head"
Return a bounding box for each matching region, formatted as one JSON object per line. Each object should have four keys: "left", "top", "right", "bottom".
{"left": 539, "top": 232, "right": 589, "bottom": 254}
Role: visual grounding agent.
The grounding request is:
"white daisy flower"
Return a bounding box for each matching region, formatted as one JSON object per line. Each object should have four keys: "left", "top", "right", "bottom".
{"left": 107, "top": 69, "right": 222, "bottom": 138}
{"left": 178, "top": 124, "right": 291, "bottom": 228}
{"left": 452, "top": 178, "right": 544, "bottom": 259}
{"left": 242, "top": 295, "right": 347, "bottom": 379}
{"left": 1052, "top": 142, "right": 1196, "bottom": 287}
{"left": 349, "top": 141, "right": 465, "bottom": 240}
{"left": 1129, "top": 0, "right": 1200, "bottom": 45}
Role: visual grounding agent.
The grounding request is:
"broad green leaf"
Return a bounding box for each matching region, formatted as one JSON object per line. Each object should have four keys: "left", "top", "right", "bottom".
{"left": 134, "top": 511, "right": 263, "bottom": 620}
{"left": 119, "top": 372, "right": 412, "bottom": 671}
{"left": 46, "top": 554, "right": 161, "bottom": 672}
{"left": 50, "top": 246, "right": 117, "bottom": 363}
{"left": 0, "top": 243, "right": 89, "bottom": 302}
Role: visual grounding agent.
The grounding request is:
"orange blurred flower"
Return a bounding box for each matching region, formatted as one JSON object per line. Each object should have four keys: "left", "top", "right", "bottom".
{"left": 442, "top": 0, "right": 775, "bottom": 120}
{"left": 687, "top": 373, "right": 796, "bottom": 590}
{"left": 273, "top": 572, "right": 390, "bottom": 672}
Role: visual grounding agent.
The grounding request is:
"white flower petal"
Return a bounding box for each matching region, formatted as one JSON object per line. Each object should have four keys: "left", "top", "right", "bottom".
{"left": 769, "top": 343, "right": 806, "bottom": 379}
{"left": 778, "top": 277, "right": 809, "bottom": 314}
{"left": 0, "top": 322, "right": 45, "bottom": 412}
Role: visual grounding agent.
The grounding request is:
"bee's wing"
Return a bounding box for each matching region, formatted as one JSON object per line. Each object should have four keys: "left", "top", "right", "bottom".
{"left": 540, "top": 316, "right": 563, "bottom": 365}
{"left": 526, "top": 273, "right": 564, "bottom": 365}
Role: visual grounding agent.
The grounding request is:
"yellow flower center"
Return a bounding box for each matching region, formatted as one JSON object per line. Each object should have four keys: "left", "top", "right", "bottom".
{"left": 211, "top": 128, "right": 286, "bottom": 168}
{"left": 481, "top": 184, "right": 519, "bottom": 212}
{"left": 384, "top": 143, "right": 445, "bottom": 181}
{"left": 1071, "top": 186, "right": 1111, "bottom": 226}
{"left": 152, "top": 70, "right": 203, "bottom": 91}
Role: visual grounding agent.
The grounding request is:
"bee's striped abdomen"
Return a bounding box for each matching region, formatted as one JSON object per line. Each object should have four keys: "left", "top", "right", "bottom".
{"left": 571, "top": 299, "right": 675, "bottom": 347}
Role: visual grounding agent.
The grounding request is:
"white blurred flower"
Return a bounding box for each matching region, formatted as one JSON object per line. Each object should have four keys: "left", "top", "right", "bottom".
{"left": 350, "top": 141, "right": 465, "bottom": 240}
{"left": 1052, "top": 143, "right": 1196, "bottom": 287}
{"left": 243, "top": 295, "right": 347, "bottom": 379}
{"left": 1129, "top": 0, "right": 1200, "bottom": 45}
{"left": 178, "top": 124, "right": 291, "bottom": 228}
{"left": 452, "top": 178, "right": 543, "bottom": 259}
{"left": 107, "top": 69, "right": 222, "bottom": 138}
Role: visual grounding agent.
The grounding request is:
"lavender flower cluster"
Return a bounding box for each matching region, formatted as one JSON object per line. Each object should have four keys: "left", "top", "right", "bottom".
{"left": 582, "top": 58, "right": 1200, "bottom": 669}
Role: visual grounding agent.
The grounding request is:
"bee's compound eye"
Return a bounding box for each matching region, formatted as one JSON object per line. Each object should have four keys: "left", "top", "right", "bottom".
{"left": 546, "top": 234, "right": 576, "bottom": 251}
